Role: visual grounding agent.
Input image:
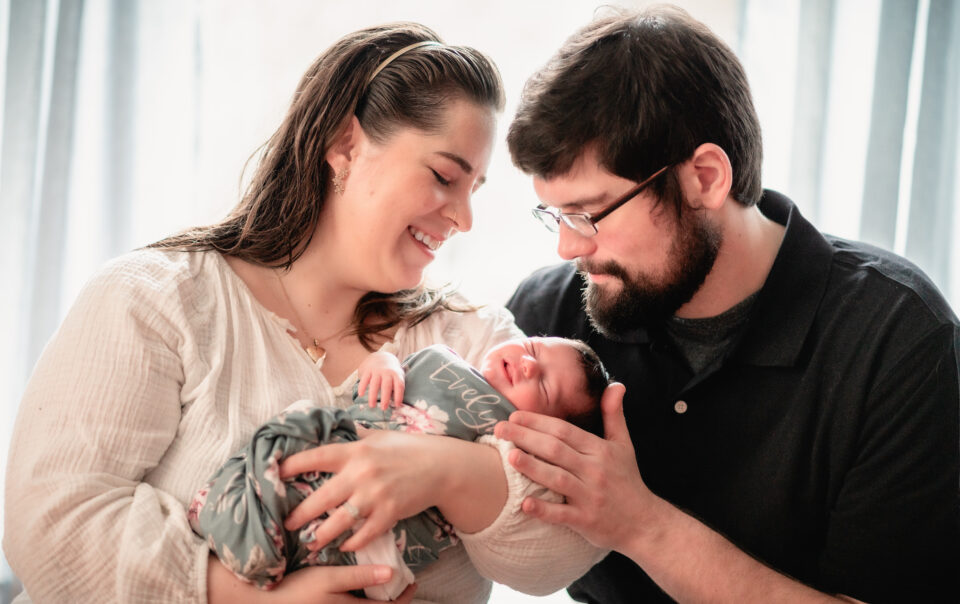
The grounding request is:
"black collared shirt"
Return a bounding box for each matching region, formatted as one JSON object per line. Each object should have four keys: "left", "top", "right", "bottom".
{"left": 506, "top": 190, "right": 960, "bottom": 603}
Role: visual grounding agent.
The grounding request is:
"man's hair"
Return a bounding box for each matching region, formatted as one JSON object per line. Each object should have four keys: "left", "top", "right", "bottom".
{"left": 567, "top": 339, "right": 611, "bottom": 436}
{"left": 507, "top": 5, "right": 763, "bottom": 209}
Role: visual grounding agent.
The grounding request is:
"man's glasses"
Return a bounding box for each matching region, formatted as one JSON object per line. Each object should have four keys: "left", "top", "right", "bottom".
{"left": 531, "top": 165, "right": 671, "bottom": 237}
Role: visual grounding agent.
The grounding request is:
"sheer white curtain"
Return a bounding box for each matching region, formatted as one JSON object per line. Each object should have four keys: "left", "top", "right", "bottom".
{"left": 3, "top": 0, "right": 956, "bottom": 602}
{"left": 741, "top": 0, "right": 960, "bottom": 303}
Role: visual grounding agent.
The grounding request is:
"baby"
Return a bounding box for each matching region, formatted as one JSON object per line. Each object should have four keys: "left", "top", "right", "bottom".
{"left": 189, "top": 337, "right": 610, "bottom": 599}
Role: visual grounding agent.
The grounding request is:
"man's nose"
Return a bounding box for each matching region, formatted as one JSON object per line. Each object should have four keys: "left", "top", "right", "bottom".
{"left": 556, "top": 223, "right": 596, "bottom": 260}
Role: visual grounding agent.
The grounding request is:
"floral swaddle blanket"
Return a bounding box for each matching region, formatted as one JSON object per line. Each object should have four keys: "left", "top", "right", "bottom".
{"left": 188, "top": 345, "right": 516, "bottom": 593}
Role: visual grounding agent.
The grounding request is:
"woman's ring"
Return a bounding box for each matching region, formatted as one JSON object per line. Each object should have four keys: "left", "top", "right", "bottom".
{"left": 341, "top": 501, "right": 362, "bottom": 521}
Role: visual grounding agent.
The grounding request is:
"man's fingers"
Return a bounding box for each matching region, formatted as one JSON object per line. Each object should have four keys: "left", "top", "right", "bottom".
{"left": 520, "top": 495, "right": 579, "bottom": 526}
{"left": 495, "top": 420, "right": 586, "bottom": 472}
{"left": 279, "top": 442, "right": 348, "bottom": 479}
{"left": 506, "top": 445, "right": 582, "bottom": 497}
{"left": 599, "top": 382, "right": 629, "bottom": 442}
{"left": 502, "top": 410, "right": 597, "bottom": 454}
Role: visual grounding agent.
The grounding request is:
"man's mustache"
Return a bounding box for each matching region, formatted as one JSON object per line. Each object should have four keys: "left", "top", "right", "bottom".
{"left": 576, "top": 259, "right": 630, "bottom": 281}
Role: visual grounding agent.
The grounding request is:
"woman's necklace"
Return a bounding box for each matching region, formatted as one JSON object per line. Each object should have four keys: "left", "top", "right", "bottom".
{"left": 274, "top": 270, "right": 346, "bottom": 366}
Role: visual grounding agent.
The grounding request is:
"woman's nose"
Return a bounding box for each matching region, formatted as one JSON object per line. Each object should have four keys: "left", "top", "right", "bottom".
{"left": 556, "top": 222, "right": 595, "bottom": 260}
{"left": 446, "top": 195, "right": 473, "bottom": 233}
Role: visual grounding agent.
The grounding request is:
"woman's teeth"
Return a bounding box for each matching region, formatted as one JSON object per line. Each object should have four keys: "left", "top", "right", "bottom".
{"left": 409, "top": 227, "right": 442, "bottom": 251}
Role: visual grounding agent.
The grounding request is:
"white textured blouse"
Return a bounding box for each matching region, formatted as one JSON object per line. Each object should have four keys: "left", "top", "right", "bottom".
{"left": 3, "top": 249, "right": 603, "bottom": 603}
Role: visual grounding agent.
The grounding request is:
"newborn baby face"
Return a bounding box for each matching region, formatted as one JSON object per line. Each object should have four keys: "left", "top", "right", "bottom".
{"left": 480, "top": 337, "right": 591, "bottom": 418}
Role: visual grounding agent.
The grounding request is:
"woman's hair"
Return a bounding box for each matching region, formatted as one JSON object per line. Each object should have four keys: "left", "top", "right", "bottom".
{"left": 507, "top": 5, "right": 762, "bottom": 210}
{"left": 151, "top": 23, "right": 505, "bottom": 349}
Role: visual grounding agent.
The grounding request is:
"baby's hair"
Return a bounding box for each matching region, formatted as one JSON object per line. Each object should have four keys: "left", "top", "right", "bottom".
{"left": 566, "top": 339, "right": 611, "bottom": 436}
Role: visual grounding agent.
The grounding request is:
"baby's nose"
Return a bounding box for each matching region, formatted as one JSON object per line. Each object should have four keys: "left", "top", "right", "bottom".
{"left": 520, "top": 356, "right": 539, "bottom": 378}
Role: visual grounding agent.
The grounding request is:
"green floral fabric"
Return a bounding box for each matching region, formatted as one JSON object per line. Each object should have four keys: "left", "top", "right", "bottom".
{"left": 189, "top": 345, "right": 516, "bottom": 589}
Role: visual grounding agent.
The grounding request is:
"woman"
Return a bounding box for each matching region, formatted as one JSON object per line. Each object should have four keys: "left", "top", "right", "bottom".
{"left": 3, "top": 23, "right": 602, "bottom": 603}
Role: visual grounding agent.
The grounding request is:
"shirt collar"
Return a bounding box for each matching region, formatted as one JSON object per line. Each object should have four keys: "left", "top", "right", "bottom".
{"left": 580, "top": 190, "right": 835, "bottom": 362}
{"left": 732, "top": 190, "right": 835, "bottom": 366}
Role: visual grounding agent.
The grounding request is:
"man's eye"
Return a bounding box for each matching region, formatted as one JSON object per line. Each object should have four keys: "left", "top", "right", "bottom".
{"left": 431, "top": 169, "right": 451, "bottom": 186}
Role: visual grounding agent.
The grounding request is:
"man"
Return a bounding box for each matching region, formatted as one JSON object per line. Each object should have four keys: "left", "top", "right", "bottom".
{"left": 495, "top": 6, "right": 959, "bottom": 603}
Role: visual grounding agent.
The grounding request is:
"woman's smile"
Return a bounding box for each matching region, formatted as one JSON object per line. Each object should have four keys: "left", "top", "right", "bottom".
{"left": 408, "top": 225, "right": 445, "bottom": 252}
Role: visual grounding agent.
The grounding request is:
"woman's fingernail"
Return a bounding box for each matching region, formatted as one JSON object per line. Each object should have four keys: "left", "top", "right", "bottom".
{"left": 374, "top": 567, "right": 392, "bottom": 582}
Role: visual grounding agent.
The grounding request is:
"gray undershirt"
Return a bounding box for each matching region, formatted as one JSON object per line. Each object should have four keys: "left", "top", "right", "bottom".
{"left": 663, "top": 292, "right": 759, "bottom": 375}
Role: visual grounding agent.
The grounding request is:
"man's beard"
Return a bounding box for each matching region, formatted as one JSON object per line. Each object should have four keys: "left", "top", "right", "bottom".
{"left": 579, "top": 206, "right": 722, "bottom": 336}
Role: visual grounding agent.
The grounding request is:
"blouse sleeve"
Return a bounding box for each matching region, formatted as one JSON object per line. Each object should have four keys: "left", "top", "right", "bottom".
{"left": 437, "top": 302, "right": 608, "bottom": 593}
{"left": 457, "top": 436, "right": 608, "bottom": 595}
{"left": 3, "top": 256, "right": 210, "bottom": 602}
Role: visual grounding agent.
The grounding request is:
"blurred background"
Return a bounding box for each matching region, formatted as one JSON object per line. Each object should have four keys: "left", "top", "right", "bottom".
{"left": 2, "top": 0, "right": 958, "bottom": 601}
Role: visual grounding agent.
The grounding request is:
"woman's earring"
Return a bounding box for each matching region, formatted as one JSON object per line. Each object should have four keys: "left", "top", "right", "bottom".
{"left": 332, "top": 168, "right": 349, "bottom": 196}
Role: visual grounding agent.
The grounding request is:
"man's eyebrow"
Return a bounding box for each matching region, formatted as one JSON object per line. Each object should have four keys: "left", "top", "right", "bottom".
{"left": 435, "top": 151, "right": 486, "bottom": 186}
{"left": 555, "top": 192, "right": 609, "bottom": 211}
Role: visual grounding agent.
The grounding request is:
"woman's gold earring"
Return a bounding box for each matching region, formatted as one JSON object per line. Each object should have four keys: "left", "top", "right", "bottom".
{"left": 332, "top": 168, "right": 349, "bottom": 196}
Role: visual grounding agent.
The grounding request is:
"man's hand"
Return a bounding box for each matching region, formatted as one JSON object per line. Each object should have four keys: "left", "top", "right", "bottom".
{"left": 493, "top": 383, "right": 654, "bottom": 552}
{"left": 495, "top": 384, "right": 862, "bottom": 603}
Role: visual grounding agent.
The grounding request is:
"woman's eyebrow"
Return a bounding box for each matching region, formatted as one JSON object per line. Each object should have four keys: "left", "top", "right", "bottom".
{"left": 434, "top": 151, "right": 486, "bottom": 186}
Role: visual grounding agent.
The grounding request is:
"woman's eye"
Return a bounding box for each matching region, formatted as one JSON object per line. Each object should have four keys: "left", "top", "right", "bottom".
{"left": 431, "top": 169, "right": 451, "bottom": 187}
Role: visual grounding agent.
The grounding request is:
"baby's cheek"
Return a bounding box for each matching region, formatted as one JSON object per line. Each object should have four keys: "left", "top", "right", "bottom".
{"left": 510, "top": 387, "right": 543, "bottom": 414}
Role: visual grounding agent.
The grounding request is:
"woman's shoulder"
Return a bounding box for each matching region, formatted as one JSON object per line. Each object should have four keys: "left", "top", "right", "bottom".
{"left": 76, "top": 248, "right": 231, "bottom": 321}
{"left": 97, "top": 247, "right": 213, "bottom": 282}
{"left": 89, "top": 248, "right": 224, "bottom": 295}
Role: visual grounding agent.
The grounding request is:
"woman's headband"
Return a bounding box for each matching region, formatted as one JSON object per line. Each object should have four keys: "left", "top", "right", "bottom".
{"left": 366, "top": 40, "right": 443, "bottom": 85}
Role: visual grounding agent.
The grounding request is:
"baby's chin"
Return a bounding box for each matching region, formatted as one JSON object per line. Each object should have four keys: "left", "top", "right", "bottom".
{"left": 478, "top": 363, "right": 497, "bottom": 385}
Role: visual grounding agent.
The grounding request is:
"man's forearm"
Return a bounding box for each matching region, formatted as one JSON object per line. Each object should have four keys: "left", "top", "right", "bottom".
{"left": 629, "top": 496, "right": 857, "bottom": 603}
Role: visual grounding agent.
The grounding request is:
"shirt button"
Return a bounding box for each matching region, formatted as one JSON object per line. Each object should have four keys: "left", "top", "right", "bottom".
{"left": 674, "top": 400, "right": 688, "bottom": 414}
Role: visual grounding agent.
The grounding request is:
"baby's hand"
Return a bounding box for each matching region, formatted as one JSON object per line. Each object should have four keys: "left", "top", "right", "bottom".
{"left": 357, "top": 350, "right": 405, "bottom": 409}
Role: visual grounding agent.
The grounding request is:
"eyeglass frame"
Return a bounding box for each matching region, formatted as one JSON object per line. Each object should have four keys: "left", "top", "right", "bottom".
{"left": 531, "top": 164, "right": 671, "bottom": 237}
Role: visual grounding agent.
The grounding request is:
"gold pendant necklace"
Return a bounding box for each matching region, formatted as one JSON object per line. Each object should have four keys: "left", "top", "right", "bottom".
{"left": 304, "top": 340, "right": 325, "bottom": 364}
{"left": 275, "top": 270, "right": 342, "bottom": 366}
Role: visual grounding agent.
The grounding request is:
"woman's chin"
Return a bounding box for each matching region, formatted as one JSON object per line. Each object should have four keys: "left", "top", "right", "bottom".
{"left": 378, "top": 269, "right": 425, "bottom": 293}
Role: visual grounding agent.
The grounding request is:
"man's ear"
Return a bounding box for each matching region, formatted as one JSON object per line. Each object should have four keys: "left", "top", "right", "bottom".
{"left": 324, "top": 115, "right": 363, "bottom": 174}
{"left": 676, "top": 143, "right": 732, "bottom": 210}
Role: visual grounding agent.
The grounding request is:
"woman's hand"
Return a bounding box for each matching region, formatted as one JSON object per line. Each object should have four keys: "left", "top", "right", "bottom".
{"left": 493, "top": 383, "right": 655, "bottom": 552}
{"left": 279, "top": 431, "right": 505, "bottom": 552}
{"left": 207, "top": 554, "right": 416, "bottom": 604}
{"left": 280, "top": 431, "right": 450, "bottom": 551}
{"left": 356, "top": 351, "right": 405, "bottom": 409}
